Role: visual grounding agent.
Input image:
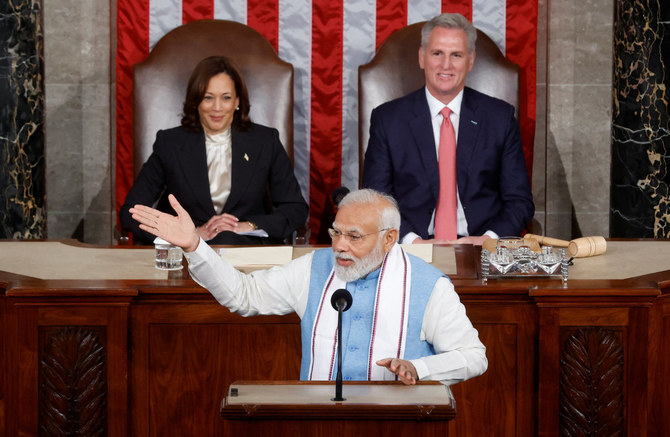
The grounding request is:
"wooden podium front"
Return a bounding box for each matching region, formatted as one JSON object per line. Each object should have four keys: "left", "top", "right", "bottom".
{"left": 220, "top": 381, "right": 455, "bottom": 436}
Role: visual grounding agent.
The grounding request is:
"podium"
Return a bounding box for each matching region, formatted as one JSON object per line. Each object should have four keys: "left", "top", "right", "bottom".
{"left": 220, "top": 381, "right": 455, "bottom": 436}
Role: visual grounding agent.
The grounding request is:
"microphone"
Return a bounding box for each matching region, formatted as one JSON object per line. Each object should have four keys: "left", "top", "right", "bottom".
{"left": 330, "top": 288, "right": 352, "bottom": 401}
{"left": 331, "top": 288, "right": 353, "bottom": 312}
{"left": 332, "top": 186, "right": 350, "bottom": 207}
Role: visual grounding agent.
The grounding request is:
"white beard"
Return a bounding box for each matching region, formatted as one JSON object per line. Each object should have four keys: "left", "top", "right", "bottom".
{"left": 333, "top": 242, "right": 385, "bottom": 282}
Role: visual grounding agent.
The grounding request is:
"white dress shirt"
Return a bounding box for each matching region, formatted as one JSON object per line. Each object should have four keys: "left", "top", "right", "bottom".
{"left": 401, "top": 89, "right": 498, "bottom": 243}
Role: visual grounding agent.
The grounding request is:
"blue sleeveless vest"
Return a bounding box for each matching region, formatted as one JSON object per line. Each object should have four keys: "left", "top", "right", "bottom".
{"left": 300, "top": 247, "right": 446, "bottom": 380}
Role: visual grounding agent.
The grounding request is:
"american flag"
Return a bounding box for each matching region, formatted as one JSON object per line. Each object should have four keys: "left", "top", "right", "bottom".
{"left": 116, "top": 0, "right": 537, "bottom": 242}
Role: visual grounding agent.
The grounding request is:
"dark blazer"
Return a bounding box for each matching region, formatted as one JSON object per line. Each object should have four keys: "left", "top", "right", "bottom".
{"left": 362, "top": 87, "right": 534, "bottom": 240}
{"left": 120, "top": 124, "right": 308, "bottom": 245}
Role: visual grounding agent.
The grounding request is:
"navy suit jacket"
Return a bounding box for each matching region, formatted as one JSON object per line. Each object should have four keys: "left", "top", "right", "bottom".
{"left": 362, "top": 87, "right": 534, "bottom": 240}
{"left": 120, "top": 124, "right": 308, "bottom": 245}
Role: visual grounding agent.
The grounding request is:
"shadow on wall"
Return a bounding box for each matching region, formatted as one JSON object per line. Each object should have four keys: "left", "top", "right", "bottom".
{"left": 45, "top": 78, "right": 113, "bottom": 246}
{"left": 61, "top": 171, "right": 112, "bottom": 245}
{"left": 544, "top": 129, "right": 582, "bottom": 241}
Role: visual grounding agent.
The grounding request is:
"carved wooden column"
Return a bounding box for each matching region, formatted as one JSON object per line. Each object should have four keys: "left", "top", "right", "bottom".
{"left": 534, "top": 289, "right": 660, "bottom": 436}
{"left": 38, "top": 328, "right": 107, "bottom": 436}
{"left": 5, "top": 299, "right": 130, "bottom": 437}
{"left": 559, "top": 327, "right": 624, "bottom": 435}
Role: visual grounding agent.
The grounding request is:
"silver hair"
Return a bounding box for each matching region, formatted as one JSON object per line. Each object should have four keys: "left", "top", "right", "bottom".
{"left": 421, "top": 13, "right": 477, "bottom": 54}
{"left": 337, "top": 189, "right": 401, "bottom": 230}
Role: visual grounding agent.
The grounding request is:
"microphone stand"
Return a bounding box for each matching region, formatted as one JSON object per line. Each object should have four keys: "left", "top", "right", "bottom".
{"left": 333, "top": 304, "right": 345, "bottom": 401}
{"left": 330, "top": 288, "right": 352, "bottom": 402}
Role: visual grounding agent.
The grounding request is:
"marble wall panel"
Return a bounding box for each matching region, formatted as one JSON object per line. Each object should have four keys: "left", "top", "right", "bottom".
{"left": 545, "top": 212, "right": 573, "bottom": 241}
{"left": 575, "top": 210, "right": 611, "bottom": 237}
{"left": 45, "top": 83, "right": 83, "bottom": 236}
{"left": 570, "top": 85, "right": 612, "bottom": 214}
{"left": 81, "top": 82, "right": 113, "bottom": 244}
{"left": 532, "top": 81, "right": 548, "bottom": 235}
{"left": 44, "top": 0, "right": 112, "bottom": 244}
{"left": 545, "top": 0, "right": 613, "bottom": 240}
{"left": 573, "top": 6, "right": 616, "bottom": 85}
{"left": 545, "top": 85, "right": 577, "bottom": 239}
{"left": 544, "top": 119, "right": 574, "bottom": 240}
{"left": 0, "top": 0, "right": 46, "bottom": 239}
{"left": 45, "top": 0, "right": 110, "bottom": 84}
{"left": 532, "top": 0, "right": 548, "bottom": 235}
{"left": 610, "top": 0, "right": 669, "bottom": 238}
{"left": 81, "top": 84, "right": 111, "bottom": 214}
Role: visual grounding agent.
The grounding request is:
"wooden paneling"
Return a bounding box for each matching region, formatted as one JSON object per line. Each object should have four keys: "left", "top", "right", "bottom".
{"left": 535, "top": 298, "right": 661, "bottom": 437}
{"left": 450, "top": 301, "right": 537, "bottom": 436}
{"left": 0, "top": 296, "right": 4, "bottom": 434}
{"left": 130, "top": 302, "right": 301, "bottom": 437}
{"left": 4, "top": 300, "right": 130, "bottom": 437}
{"left": 661, "top": 297, "right": 670, "bottom": 434}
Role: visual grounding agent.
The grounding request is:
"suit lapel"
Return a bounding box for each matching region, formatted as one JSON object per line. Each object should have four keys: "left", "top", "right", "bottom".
{"left": 178, "top": 131, "right": 217, "bottom": 216}
{"left": 224, "top": 128, "right": 258, "bottom": 212}
{"left": 457, "top": 87, "right": 481, "bottom": 191}
{"left": 408, "top": 89, "right": 440, "bottom": 200}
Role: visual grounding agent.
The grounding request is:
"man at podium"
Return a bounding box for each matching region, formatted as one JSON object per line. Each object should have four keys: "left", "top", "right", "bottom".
{"left": 130, "top": 189, "right": 487, "bottom": 386}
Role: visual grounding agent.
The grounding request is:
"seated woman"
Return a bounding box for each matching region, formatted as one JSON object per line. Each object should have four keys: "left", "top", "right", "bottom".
{"left": 120, "top": 56, "right": 308, "bottom": 244}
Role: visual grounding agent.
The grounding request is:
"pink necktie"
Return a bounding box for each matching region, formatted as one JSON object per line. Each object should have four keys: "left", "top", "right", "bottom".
{"left": 434, "top": 107, "right": 458, "bottom": 240}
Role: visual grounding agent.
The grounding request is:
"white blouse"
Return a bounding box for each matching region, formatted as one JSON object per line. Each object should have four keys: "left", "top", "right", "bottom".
{"left": 205, "top": 129, "right": 232, "bottom": 213}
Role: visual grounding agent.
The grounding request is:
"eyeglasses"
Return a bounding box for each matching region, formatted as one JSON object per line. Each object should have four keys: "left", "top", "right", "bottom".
{"left": 327, "top": 228, "right": 390, "bottom": 244}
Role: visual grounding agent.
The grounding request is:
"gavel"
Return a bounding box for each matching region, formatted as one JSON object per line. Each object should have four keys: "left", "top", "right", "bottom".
{"left": 524, "top": 234, "right": 607, "bottom": 258}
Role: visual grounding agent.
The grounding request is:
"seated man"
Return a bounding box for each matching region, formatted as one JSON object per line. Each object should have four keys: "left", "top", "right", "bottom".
{"left": 129, "top": 189, "right": 487, "bottom": 385}
{"left": 362, "top": 13, "right": 534, "bottom": 245}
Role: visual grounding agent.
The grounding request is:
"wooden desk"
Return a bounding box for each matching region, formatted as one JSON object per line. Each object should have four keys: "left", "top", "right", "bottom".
{"left": 220, "top": 381, "right": 455, "bottom": 436}
{"left": 1, "top": 239, "right": 669, "bottom": 436}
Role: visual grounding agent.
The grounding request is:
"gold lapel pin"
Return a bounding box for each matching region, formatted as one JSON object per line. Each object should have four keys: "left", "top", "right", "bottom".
{"left": 244, "top": 153, "right": 249, "bottom": 162}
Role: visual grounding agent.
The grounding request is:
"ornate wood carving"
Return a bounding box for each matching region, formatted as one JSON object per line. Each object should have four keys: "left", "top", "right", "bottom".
{"left": 559, "top": 327, "right": 624, "bottom": 436}
{"left": 38, "top": 327, "right": 107, "bottom": 437}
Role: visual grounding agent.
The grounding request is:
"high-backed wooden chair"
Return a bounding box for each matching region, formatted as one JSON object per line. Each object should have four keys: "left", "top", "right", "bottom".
{"left": 133, "top": 19, "right": 294, "bottom": 178}
{"left": 117, "top": 19, "right": 301, "bottom": 245}
{"left": 358, "top": 22, "right": 519, "bottom": 181}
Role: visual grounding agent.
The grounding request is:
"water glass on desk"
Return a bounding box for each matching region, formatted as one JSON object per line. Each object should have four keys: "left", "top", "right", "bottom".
{"left": 154, "top": 238, "right": 183, "bottom": 270}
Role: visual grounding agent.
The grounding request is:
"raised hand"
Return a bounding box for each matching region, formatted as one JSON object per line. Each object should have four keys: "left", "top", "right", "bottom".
{"left": 129, "top": 194, "right": 200, "bottom": 252}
